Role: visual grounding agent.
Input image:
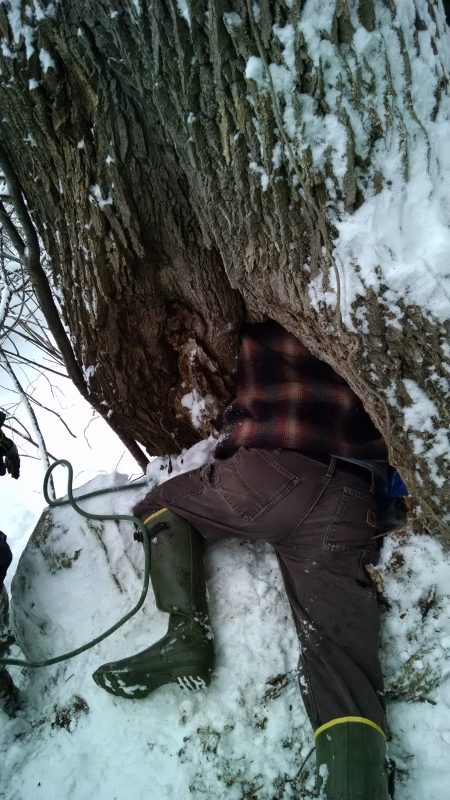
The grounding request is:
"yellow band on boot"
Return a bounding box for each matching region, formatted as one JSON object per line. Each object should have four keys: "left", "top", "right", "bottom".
{"left": 314, "top": 716, "right": 386, "bottom": 741}
{"left": 143, "top": 508, "right": 169, "bottom": 526}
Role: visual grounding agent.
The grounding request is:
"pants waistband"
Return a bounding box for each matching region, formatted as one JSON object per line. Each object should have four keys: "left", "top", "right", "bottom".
{"left": 301, "top": 452, "right": 372, "bottom": 484}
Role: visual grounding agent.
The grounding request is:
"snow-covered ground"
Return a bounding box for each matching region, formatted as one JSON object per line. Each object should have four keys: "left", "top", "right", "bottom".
{"left": 1, "top": 433, "right": 450, "bottom": 800}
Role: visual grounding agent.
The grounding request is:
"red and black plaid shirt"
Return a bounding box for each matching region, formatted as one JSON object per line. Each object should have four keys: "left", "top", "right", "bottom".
{"left": 215, "top": 321, "right": 387, "bottom": 460}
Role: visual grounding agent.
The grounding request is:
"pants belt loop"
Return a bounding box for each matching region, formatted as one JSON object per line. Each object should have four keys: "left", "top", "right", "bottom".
{"left": 326, "top": 456, "right": 336, "bottom": 478}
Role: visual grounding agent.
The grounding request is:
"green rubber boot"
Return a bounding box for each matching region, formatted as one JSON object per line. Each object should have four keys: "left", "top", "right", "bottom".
{"left": 315, "top": 718, "right": 390, "bottom": 799}
{"left": 93, "top": 511, "right": 214, "bottom": 698}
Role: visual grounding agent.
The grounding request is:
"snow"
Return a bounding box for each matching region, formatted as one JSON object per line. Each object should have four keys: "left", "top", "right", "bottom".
{"left": 38, "top": 48, "right": 55, "bottom": 73}
{"left": 308, "top": 271, "right": 337, "bottom": 314}
{"left": 402, "top": 379, "right": 449, "bottom": 489}
{"left": 0, "top": 284, "right": 11, "bottom": 325}
{"left": 245, "top": 56, "right": 266, "bottom": 89}
{"left": 89, "top": 184, "right": 113, "bottom": 209}
{"left": 272, "top": 141, "right": 282, "bottom": 170}
{"left": 402, "top": 380, "right": 440, "bottom": 432}
{"left": 175, "top": 0, "right": 191, "bottom": 28}
{"left": 6, "top": 2, "right": 35, "bottom": 58}
{"left": 83, "top": 364, "right": 97, "bottom": 385}
{"left": 180, "top": 391, "right": 213, "bottom": 430}
{"left": 223, "top": 12, "right": 243, "bottom": 29}
{"left": 130, "top": 0, "right": 142, "bottom": 16}
{"left": 249, "top": 160, "right": 269, "bottom": 192}
{"left": 1, "top": 444, "right": 310, "bottom": 798}
{"left": 24, "top": 133, "right": 36, "bottom": 147}
{"left": 334, "top": 179, "right": 450, "bottom": 326}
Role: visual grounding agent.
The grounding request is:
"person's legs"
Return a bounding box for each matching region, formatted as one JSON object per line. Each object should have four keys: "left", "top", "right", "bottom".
{"left": 94, "top": 448, "right": 308, "bottom": 697}
{"left": 273, "top": 455, "right": 388, "bottom": 798}
{"left": 95, "top": 448, "right": 388, "bottom": 794}
{"left": 161, "top": 449, "right": 388, "bottom": 795}
{"left": 274, "top": 485, "right": 385, "bottom": 730}
{"left": 134, "top": 449, "right": 387, "bottom": 721}
{"left": 167, "top": 448, "right": 386, "bottom": 730}
{"left": 278, "top": 551, "right": 385, "bottom": 726}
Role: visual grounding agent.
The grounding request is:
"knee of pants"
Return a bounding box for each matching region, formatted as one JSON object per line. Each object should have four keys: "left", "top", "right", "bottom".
{"left": 132, "top": 485, "right": 166, "bottom": 520}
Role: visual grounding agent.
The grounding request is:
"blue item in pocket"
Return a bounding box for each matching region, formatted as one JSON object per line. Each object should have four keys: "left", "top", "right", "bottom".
{"left": 387, "top": 468, "right": 408, "bottom": 498}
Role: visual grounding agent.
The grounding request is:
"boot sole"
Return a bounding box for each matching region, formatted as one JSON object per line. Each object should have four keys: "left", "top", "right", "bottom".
{"left": 93, "top": 662, "right": 212, "bottom": 699}
{"left": 176, "top": 674, "right": 208, "bottom": 691}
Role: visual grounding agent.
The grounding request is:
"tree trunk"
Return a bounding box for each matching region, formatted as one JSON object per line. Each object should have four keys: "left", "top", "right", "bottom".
{"left": 0, "top": 0, "right": 448, "bottom": 532}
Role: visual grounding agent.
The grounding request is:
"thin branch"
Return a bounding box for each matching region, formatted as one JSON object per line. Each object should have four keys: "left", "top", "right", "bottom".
{"left": 0, "top": 285, "right": 12, "bottom": 330}
{"left": 0, "top": 347, "right": 68, "bottom": 378}
{"left": 7, "top": 424, "right": 57, "bottom": 461}
{"left": 0, "top": 232, "right": 14, "bottom": 328}
{"left": 24, "top": 392, "right": 77, "bottom": 438}
{"left": 1, "top": 324, "right": 62, "bottom": 361}
{"left": 0, "top": 197, "right": 26, "bottom": 256}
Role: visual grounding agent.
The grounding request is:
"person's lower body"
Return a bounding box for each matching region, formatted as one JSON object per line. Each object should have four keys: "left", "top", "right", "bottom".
{"left": 96, "top": 448, "right": 389, "bottom": 798}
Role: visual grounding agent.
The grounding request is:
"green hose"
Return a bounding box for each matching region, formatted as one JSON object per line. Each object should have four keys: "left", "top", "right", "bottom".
{"left": 0, "top": 459, "right": 152, "bottom": 669}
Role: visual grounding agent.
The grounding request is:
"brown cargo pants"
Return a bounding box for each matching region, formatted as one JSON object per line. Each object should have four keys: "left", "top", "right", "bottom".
{"left": 134, "top": 447, "right": 386, "bottom": 734}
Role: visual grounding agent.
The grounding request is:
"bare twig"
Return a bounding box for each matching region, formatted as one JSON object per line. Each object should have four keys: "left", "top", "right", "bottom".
{"left": 22, "top": 392, "right": 77, "bottom": 438}
{"left": 0, "top": 197, "right": 26, "bottom": 256}
{"left": 0, "top": 348, "right": 68, "bottom": 378}
{"left": 7, "top": 424, "right": 57, "bottom": 461}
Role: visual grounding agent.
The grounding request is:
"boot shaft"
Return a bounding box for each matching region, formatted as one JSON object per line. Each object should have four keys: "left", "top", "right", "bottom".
{"left": 92, "top": 510, "right": 214, "bottom": 699}
{"left": 147, "top": 511, "right": 207, "bottom": 619}
{"left": 315, "top": 718, "right": 389, "bottom": 800}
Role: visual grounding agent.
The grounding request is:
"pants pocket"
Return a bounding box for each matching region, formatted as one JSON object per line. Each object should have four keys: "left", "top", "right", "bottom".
{"left": 323, "top": 486, "right": 377, "bottom": 551}
{"left": 213, "top": 448, "right": 301, "bottom": 522}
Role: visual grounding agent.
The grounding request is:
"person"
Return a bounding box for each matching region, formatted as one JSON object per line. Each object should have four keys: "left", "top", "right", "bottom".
{"left": 0, "top": 410, "right": 20, "bottom": 715}
{"left": 92, "top": 321, "right": 391, "bottom": 798}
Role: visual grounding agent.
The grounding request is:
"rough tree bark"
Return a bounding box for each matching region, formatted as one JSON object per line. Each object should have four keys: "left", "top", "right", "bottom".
{"left": 0, "top": 1, "right": 448, "bottom": 532}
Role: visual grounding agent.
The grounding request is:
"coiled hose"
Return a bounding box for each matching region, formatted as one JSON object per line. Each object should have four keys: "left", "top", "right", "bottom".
{"left": 0, "top": 459, "right": 151, "bottom": 669}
